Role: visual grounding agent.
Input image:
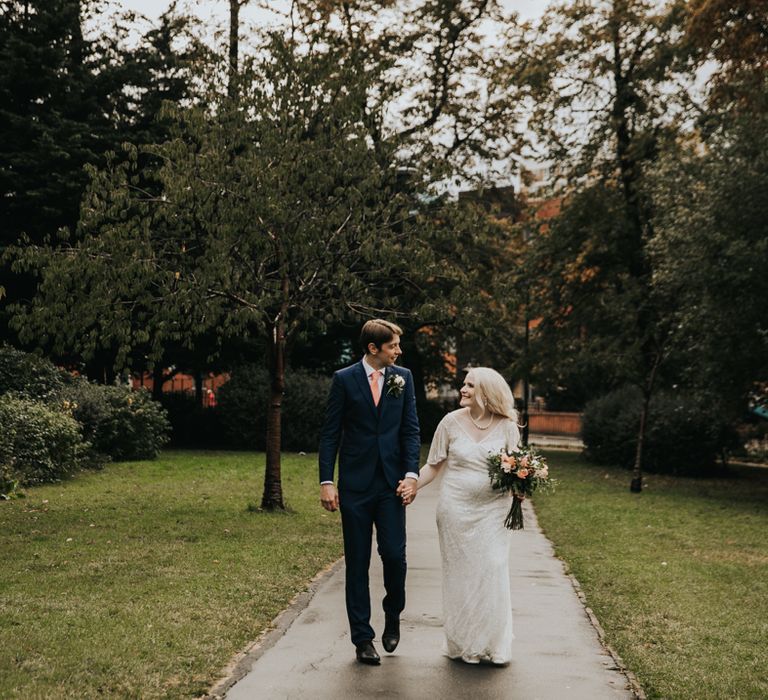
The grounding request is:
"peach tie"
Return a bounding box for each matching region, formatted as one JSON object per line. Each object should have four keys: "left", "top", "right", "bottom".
{"left": 370, "top": 370, "right": 382, "bottom": 406}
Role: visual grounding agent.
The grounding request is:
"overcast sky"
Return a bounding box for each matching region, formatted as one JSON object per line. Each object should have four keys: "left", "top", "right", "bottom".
{"left": 112, "top": 0, "right": 549, "bottom": 27}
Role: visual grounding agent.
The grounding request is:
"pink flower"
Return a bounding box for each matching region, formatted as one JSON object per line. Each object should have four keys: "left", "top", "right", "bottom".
{"left": 516, "top": 468, "right": 529, "bottom": 479}
{"left": 537, "top": 466, "right": 549, "bottom": 478}
{"left": 501, "top": 462, "right": 513, "bottom": 473}
{"left": 520, "top": 456, "right": 530, "bottom": 468}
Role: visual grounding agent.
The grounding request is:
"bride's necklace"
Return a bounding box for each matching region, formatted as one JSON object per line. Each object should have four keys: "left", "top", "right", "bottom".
{"left": 469, "top": 410, "right": 494, "bottom": 430}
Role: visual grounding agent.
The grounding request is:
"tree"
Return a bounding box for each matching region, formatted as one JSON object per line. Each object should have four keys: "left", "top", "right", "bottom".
{"left": 0, "top": 0, "right": 109, "bottom": 249}
{"left": 520, "top": 0, "right": 686, "bottom": 491}
{"left": 649, "top": 119, "right": 768, "bottom": 417}
{"left": 649, "top": 0, "right": 768, "bottom": 419}
{"left": 9, "top": 0, "right": 534, "bottom": 509}
{"left": 682, "top": 0, "right": 768, "bottom": 112}
{"left": 0, "top": 0, "right": 209, "bottom": 372}
{"left": 9, "top": 35, "right": 432, "bottom": 509}
{"left": 285, "top": 0, "right": 531, "bottom": 389}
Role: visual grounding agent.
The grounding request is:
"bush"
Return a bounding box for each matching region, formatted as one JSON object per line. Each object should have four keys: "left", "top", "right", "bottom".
{"left": 580, "top": 386, "right": 641, "bottom": 469}
{"left": 61, "top": 383, "right": 170, "bottom": 461}
{"left": 159, "top": 392, "right": 223, "bottom": 448}
{"left": 582, "top": 385, "right": 739, "bottom": 475}
{"left": 217, "top": 365, "right": 331, "bottom": 451}
{"left": 0, "top": 344, "right": 69, "bottom": 400}
{"left": 0, "top": 346, "right": 172, "bottom": 487}
{"left": 0, "top": 461, "right": 20, "bottom": 498}
{"left": 418, "top": 397, "right": 455, "bottom": 443}
{"left": 0, "top": 395, "right": 87, "bottom": 485}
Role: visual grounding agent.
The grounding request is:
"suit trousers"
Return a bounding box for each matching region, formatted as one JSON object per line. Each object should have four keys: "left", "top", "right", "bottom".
{"left": 339, "top": 465, "right": 407, "bottom": 645}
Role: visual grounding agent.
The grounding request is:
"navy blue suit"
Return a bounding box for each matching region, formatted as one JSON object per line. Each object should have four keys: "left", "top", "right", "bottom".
{"left": 319, "top": 361, "right": 420, "bottom": 645}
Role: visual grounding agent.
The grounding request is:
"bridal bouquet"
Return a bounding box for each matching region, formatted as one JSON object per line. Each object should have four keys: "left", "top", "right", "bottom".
{"left": 487, "top": 447, "right": 552, "bottom": 530}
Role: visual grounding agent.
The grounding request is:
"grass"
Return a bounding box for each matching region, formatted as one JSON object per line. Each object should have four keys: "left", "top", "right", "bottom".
{"left": 0, "top": 451, "right": 343, "bottom": 699}
{"left": 533, "top": 451, "right": 768, "bottom": 700}
{"left": 4, "top": 448, "right": 766, "bottom": 699}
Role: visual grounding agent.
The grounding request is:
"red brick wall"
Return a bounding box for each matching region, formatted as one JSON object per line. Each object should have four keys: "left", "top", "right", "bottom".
{"left": 528, "top": 411, "right": 582, "bottom": 436}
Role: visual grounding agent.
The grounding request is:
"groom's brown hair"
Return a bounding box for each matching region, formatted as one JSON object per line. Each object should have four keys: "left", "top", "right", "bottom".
{"left": 360, "top": 319, "right": 403, "bottom": 354}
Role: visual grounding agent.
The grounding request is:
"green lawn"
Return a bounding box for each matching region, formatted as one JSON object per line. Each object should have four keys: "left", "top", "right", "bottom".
{"left": 533, "top": 451, "right": 768, "bottom": 700}
{"left": 3, "top": 449, "right": 766, "bottom": 699}
{"left": 0, "top": 451, "right": 343, "bottom": 699}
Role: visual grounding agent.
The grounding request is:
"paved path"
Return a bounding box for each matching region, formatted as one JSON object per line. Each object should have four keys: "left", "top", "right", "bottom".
{"left": 528, "top": 434, "right": 584, "bottom": 450}
{"left": 222, "top": 480, "right": 635, "bottom": 700}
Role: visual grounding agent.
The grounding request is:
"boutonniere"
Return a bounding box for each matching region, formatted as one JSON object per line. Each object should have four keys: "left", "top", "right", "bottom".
{"left": 385, "top": 373, "right": 406, "bottom": 397}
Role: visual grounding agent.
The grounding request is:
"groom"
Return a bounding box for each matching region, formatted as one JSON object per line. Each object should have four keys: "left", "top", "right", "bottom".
{"left": 319, "top": 319, "right": 420, "bottom": 665}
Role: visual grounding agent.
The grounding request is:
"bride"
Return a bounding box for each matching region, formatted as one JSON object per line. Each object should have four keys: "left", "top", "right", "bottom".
{"left": 398, "top": 367, "right": 521, "bottom": 665}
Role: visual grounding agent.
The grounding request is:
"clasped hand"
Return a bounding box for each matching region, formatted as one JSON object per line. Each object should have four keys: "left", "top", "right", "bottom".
{"left": 396, "top": 477, "right": 418, "bottom": 506}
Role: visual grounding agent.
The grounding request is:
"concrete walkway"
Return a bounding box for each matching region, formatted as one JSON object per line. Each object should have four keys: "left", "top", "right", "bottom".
{"left": 528, "top": 434, "right": 584, "bottom": 450}
{"left": 220, "top": 481, "right": 636, "bottom": 700}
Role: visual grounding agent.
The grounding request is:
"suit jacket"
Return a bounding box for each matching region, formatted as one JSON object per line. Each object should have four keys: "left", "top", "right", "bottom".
{"left": 318, "top": 361, "right": 420, "bottom": 492}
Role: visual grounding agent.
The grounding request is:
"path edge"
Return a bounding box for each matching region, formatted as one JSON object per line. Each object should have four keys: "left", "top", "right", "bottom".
{"left": 528, "top": 502, "right": 647, "bottom": 700}
{"left": 566, "top": 572, "right": 648, "bottom": 700}
{"left": 203, "top": 557, "right": 345, "bottom": 700}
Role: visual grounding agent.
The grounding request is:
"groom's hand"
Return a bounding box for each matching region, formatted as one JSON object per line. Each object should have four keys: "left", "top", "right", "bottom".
{"left": 320, "top": 484, "right": 339, "bottom": 512}
{"left": 397, "top": 477, "right": 418, "bottom": 505}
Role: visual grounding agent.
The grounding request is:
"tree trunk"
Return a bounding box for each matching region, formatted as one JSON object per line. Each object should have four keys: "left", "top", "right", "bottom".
{"left": 629, "top": 390, "right": 649, "bottom": 492}
{"left": 194, "top": 371, "right": 203, "bottom": 406}
{"left": 228, "top": 0, "right": 240, "bottom": 99}
{"left": 522, "top": 305, "right": 531, "bottom": 447}
{"left": 630, "top": 350, "right": 662, "bottom": 492}
{"left": 261, "top": 315, "right": 287, "bottom": 510}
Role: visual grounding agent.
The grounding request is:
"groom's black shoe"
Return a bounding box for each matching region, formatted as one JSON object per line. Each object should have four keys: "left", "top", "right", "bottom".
{"left": 382, "top": 617, "right": 400, "bottom": 653}
{"left": 355, "top": 641, "right": 381, "bottom": 665}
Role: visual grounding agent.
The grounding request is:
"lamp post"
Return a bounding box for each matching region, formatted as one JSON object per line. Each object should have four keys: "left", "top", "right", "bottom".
{"left": 521, "top": 219, "right": 533, "bottom": 447}
{"left": 522, "top": 305, "right": 530, "bottom": 447}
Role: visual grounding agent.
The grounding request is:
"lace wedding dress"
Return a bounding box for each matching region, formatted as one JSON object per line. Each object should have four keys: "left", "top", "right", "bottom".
{"left": 427, "top": 410, "right": 520, "bottom": 664}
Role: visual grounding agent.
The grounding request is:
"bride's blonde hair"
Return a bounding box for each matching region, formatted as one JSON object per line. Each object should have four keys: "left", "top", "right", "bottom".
{"left": 468, "top": 367, "right": 518, "bottom": 421}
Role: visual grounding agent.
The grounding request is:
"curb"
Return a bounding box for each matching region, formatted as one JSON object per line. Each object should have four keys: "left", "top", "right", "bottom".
{"left": 203, "top": 557, "right": 345, "bottom": 700}
{"left": 565, "top": 571, "right": 647, "bottom": 700}
{"left": 531, "top": 498, "right": 647, "bottom": 700}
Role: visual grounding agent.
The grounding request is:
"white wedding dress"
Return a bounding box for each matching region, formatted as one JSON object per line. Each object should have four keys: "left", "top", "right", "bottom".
{"left": 427, "top": 410, "right": 520, "bottom": 664}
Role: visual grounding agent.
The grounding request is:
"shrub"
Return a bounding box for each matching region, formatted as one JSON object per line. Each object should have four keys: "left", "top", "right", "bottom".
{"left": 0, "top": 395, "right": 87, "bottom": 485}
{"left": 418, "top": 397, "right": 455, "bottom": 443}
{"left": 0, "top": 461, "right": 20, "bottom": 498}
{"left": 217, "top": 365, "right": 331, "bottom": 451}
{"left": 159, "top": 392, "right": 223, "bottom": 448}
{"left": 0, "top": 344, "right": 69, "bottom": 400}
{"left": 61, "top": 383, "right": 170, "bottom": 461}
{"left": 0, "top": 346, "right": 172, "bottom": 481}
{"left": 582, "top": 385, "right": 738, "bottom": 476}
{"left": 580, "top": 386, "right": 641, "bottom": 469}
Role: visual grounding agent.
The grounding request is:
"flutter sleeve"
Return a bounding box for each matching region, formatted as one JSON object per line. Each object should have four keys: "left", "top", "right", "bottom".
{"left": 505, "top": 418, "right": 522, "bottom": 452}
{"left": 426, "top": 415, "right": 452, "bottom": 465}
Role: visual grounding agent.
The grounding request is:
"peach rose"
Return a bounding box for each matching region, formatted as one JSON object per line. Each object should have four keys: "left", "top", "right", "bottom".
{"left": 516, "top": 468, "right": 529, "bottom": 479}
